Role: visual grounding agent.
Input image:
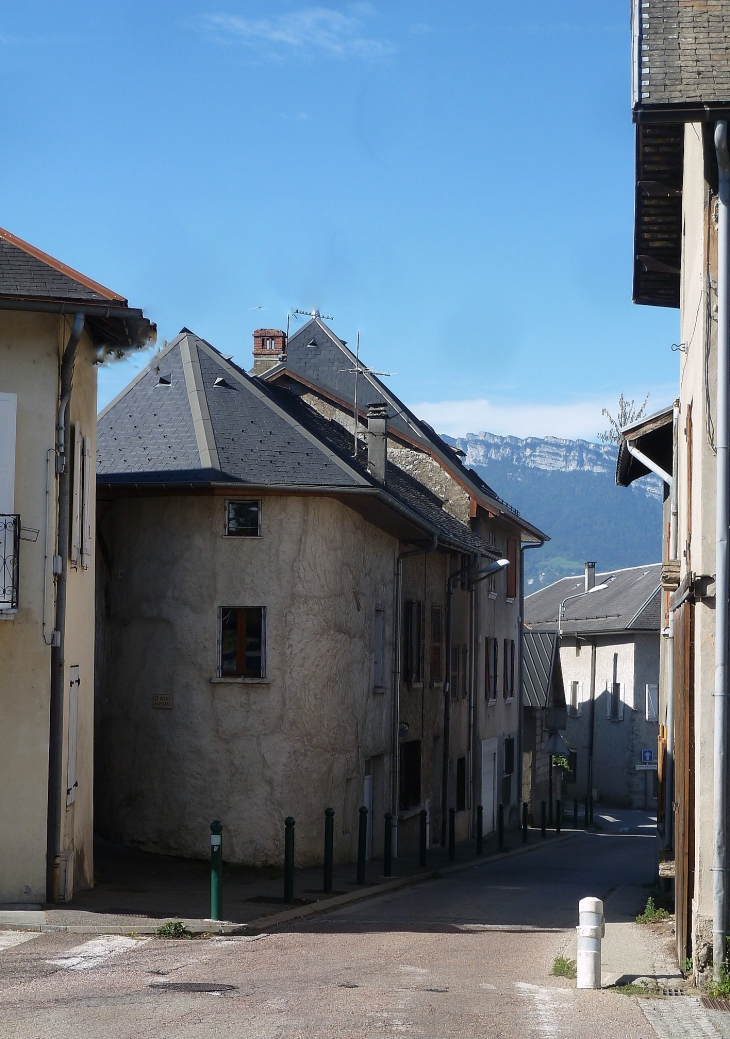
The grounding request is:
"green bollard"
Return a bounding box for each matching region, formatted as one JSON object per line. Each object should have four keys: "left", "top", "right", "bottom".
{"left": 476, "top": 805, "right": 483, "bottom": 855}
{"left": 498, "top": 804, "right": 505, "bottom": 850}
{"left": 210, "top": 820, "right": 223, "bottom": 922}
{"left": 284, "top": 816, "right": 295, "bottom": 903}
{"left": 383, "top": 812, "right": 393, "bottom": 877}
{"left": 573, "top": 798, "right": 578, "bottom": 829}
{"left": 357, "top": 806, "right": 368, "bottom": 884}
{"left": 540, "top": 801, "right": 546, "bottom": 839}
{"left": 419, "top": 809, "right": 428, "bottom": 868}
{"left": 522, "top": 801, "right": 528, "bottom": 844}
{"left": 323, "top": 808, "right": 334, "bottom": 894}
{"left": 556, "top": 800, "right": 561, "bottom": 834}
{"left": 448, "top": 807, "right": 456, "bottom": 862}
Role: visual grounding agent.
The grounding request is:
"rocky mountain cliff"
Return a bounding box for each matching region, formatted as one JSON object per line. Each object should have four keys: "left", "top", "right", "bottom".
{"left": 444, "top": 431, "right": 663, "bottom": 590}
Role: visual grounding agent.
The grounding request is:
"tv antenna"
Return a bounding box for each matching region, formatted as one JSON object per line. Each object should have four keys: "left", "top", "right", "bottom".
{"left": 292, "top": 308, "right": 334, "bottom": 321}
{"left": 339, "top": 331, "right": 395, "bottom": 457}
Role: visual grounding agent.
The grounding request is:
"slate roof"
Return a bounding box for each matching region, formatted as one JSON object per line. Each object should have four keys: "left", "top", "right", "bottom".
{"left": 524, "top": 563, "right": 662, "bottom": 636}
{"left": 0, "top": 226, "right": 155, "bottom": 349}
{"left": 523, "top": 631, "right": 565, "bottom": 710}
{"left": 261, "top": 318, "right": 547, "bottom": 543}
{"left": 97, "top": 329, "right": 496, "bottom": 556}
{"left": 633, "top": 0, "right": 730, "bottom": 118}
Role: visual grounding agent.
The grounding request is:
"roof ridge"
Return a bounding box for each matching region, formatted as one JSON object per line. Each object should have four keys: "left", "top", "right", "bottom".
{"left": 0, "top": 226, "right": 126, "bottom": 302}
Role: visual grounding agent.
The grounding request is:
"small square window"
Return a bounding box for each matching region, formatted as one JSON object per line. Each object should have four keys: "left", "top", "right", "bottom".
{"left": 226, "top": 500, "right": 261, "bottom": 537}
{"left": 219, "top": 607, "right": 265, "bottom": 677}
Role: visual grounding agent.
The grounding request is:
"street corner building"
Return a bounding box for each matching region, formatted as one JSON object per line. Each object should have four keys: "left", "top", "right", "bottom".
{"left": 524, "top": 563, "right": 661, "bottom": 814}
{"left": 95, "top": 316, "right": 547, "bottom": 870}
{"left": 625, "top": 0, "right": 730, "bottom": 974}
{"left": 0, "top": 226, "right": 154, "bottom": 904}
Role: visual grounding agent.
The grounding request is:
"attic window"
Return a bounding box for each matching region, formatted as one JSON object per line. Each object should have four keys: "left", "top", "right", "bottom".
{"left": 213, "top": 377, "right": 230, "bottom": 388}
{"left": 226, "top": 500, "right": 261, "bottom": 537}
{"left": 306, "top": 339, "right": 317, "bottom": 349}
{"left": 156, "top": 374, "right": 171, "bottom": 386}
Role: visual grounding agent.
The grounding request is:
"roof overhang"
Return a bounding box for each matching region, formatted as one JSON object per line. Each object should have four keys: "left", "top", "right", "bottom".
{"left": 616, "top": 404, "right": 674, "bottom": 487}
{"left": 634, "top": 102, "right": 730, "bottom": 126}
{"left": 0, "top": 296, "right": 156, "bottom": 352}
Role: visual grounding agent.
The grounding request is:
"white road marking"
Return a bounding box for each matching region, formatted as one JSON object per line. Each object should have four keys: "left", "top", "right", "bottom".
{"left": 515, "top": 982, "right": 572, "bottom": 1038}
{"left": 0, "top": 931, "right": 39, "bottom": 952}
{"left": 399, "top": 965, "right": 428, "bottom": 974}
{"left": 48, "top": 935, "right": 147, "bottom": 971}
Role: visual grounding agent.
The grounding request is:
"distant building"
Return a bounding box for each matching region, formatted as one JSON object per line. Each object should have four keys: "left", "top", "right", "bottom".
{"left": 522, "top": 630, "right": 566, "bottom": 819}
{"left": 524, "top": 563, "right": 661, "bottom": 810}
{"left": 0, "top": 226, "right": 153, "bottom": 904}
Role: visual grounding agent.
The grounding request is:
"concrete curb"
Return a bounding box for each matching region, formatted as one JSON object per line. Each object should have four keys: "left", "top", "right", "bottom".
{"left": 0, "top": 829, "right": 579, "bottom": 936}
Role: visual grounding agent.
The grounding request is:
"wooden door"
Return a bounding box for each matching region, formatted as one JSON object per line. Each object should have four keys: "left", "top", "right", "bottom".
{"left": 673, "top": 601, "right": 695, "bottom": 965}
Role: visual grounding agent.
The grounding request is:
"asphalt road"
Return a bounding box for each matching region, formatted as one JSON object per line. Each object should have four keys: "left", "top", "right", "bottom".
{"left": 1, "top": 815, "right": 661, "bottom": 1039}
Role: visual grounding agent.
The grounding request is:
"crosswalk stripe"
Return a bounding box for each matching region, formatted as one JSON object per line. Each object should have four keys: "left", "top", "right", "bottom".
{"left": 48, "top": 935, "right": 148, "bottom": 971}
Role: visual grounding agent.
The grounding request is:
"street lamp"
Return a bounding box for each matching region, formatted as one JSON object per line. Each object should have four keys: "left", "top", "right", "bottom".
{"left": 558, "top": 580, "right": 611, "bottom": 635}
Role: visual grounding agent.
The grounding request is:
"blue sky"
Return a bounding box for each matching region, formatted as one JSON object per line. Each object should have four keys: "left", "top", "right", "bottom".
{"left": 0, "top": 1, "right": 678, "bottom": 440}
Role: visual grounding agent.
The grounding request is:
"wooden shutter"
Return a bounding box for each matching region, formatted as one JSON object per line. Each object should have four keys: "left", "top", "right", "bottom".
{"left": 506, "top": 539, "right": 518, "bottom": 599}
{"left": 484, "top": 637, "right": 491, "bottom": 699}
{"left": 66, "top": 666, "right": 80, "bottom": 805}
{"left": 451, "top": 645, "right": 459, "bottom": 699}
{"left": 461, "top": 643, "right": 468, "bottom": 699}
{"left": 503, "top": 639, "right": 510, "bottom": 697}
{"left": 70, "top": 425, "right": 83, "bottom": 565}
{"left": 430, "top": 606, "right": 442, "bottom": 682}
{"left": 81, "top": 436, "right": 92, "bottom": 569}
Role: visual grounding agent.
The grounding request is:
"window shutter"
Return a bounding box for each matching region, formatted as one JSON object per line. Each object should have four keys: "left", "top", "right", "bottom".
{"left": 0, "top": 392, "right": 17, "bottom": 514}
{"left": 430, "top": 605, "right": 442, "bottom": 682}
{"left": 606, "top": 684, "right": 613, "bottom": 720}
{"left": 451, "top": 645, "right": 459, "bottom": 698}
{"left": 493, "top": 639, "right": 499, "bottom": 698}
{"left": 506, "top": 540, "right": 518, "bottom": 598}
{"left": 577, "top": 681, "right": 584, "bottom": 717}
{"left": 461, "top": 642, "right": 468, "bottom": 699}
{"left": 484, "top": 637, "right": 490, "bottom": 699}
{"left": 70, "top": 425, "right": 83, "bottom": 565}
{"left": 646, "top": 683, "right": 659, "bottom": 723}
{"left": 419, "top": 601, "right": 425, "bottom": 683}
{"left": 81, "top": 436, "right": 92, "bottom": 570}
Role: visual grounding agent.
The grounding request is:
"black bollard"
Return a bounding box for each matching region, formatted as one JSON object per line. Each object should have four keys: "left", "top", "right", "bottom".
{"left": 476, "top": 805, "right": 483, "bottom": 855}
{"left": 556, "top": 800, "right": 561, "bottom": 834}
{"left": 323, "top": 807, "right": 334, "bottom": 893}
{"left": 584, "top": 798, "right": 589, "bottom": 831}
{"left": 540, "top": 801, "right": 546, "bottom": 839}
{"left": 573, "top": 798, "right": 578, "bottom": 830}
{"left": 448, "top": 807, "right": 456, "bottom": 862}
{"left": 383, "top": 812, "right": 393, "bottom": 877}
{"left": 284, "top": 817, "right": 295, "bottom": 903}
{"left": 419, "top": 809, "right": 428, "bottom": 867}
{"left": 357, "top": 806, "right": 368, "bottom": 884}
{"left": 522, "top": 801, "right": 528, "bottom": 844}
{"left": 498, "top": 804, "right": 505, "bottom": 850}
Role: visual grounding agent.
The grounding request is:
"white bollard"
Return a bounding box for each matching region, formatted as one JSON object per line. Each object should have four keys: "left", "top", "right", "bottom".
{"left": 576, "top": 896, "right": 605, "bottom": 989}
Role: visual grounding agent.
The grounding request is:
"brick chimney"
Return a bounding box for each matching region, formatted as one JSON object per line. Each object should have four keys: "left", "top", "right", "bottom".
{"left": 367, "top": 403, "right": 387, "bottom": 484}
{"left": 252, "top": 328, "right": 287, "bottom": 375}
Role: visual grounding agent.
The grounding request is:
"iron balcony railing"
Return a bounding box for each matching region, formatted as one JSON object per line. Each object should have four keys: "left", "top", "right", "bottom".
{"left": 0, "top": 515, "right": 19, "bottom": 612}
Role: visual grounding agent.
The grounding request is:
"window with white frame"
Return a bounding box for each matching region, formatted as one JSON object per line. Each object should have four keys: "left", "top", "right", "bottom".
{"left": 646, "top": 683, "right": 659, "bottom": 723}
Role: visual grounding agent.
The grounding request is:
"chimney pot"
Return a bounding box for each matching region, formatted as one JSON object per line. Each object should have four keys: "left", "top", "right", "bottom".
{"left": 367, "top": 403, "right": 388, "bottom": 484}
{"left": 252, "top": 328, "right": 287, "bottom": 375}
{"left": 584, "top": 561, "right": 596, "bottom": 592}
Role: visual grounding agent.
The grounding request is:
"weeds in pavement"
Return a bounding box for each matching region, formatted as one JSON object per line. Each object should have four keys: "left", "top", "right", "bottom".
{"left": 681, "top": 957, "right": 693, "bottom": 976}
{"left": 611, "top": 981, "right": 663, "bottom": 997}
{"left": 705, "top": 968, "right": 730, "bottom": 1000}
{"left": 551, "top": 956, "right": 577, "bottom": 979}
{"left": 155, "top": 920, "right": 193, "bottom": 939}
{"left": 636, "top": 897, "right": 670, "bottom": 923}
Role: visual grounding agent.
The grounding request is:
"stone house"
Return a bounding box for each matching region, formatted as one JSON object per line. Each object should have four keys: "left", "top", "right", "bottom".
{"left": 524, "top": 563, "right": 661, "bottom": 810}
{"left": 521, "top": 630, "right": 566, "bottom": 818}
{"left": 0, "top": 225, "right": 153, "bottom": 904}
{"left": 95, "top": 321, "right": 546, "bottom": 867}
{"left": 625, "top": 0, "right": 730, "bottom": 973}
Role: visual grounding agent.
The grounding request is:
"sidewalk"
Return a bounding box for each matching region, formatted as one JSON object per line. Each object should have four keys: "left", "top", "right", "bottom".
{"left": 0, "top": 825, "right": 576, "bottom": 935}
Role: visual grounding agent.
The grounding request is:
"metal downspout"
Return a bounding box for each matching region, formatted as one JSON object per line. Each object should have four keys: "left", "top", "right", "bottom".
{"left": 714, "top": 120, "right": 730, "bottom": 979}
{"left": 391, "top": 534, "right": 438, "bottom": 858}
{"left": 664, "top": 401, "right": 680, "bottom": 851}
{"left": 46, "top": 312, "right": 85, "bottom": 902}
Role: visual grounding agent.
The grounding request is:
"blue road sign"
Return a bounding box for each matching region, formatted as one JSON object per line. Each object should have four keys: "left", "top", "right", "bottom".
{"left": 641, "top": 749, "right": 653, "bottom": 763}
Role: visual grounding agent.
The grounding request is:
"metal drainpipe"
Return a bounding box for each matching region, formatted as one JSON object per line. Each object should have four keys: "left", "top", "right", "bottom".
{"left": 714, "top": 119, "right": 730, "bottom": 980}
{"left": 664, "top": 401, "right": 680, "bottom": 851}
{"left": 519, "top": 542, "right": 544, "bottom": 814}
{"left": 391, "top": 534, "right": 438, "bottom": 859}
{"left": 46, "top": 312, "right": 85, "bottom": 902}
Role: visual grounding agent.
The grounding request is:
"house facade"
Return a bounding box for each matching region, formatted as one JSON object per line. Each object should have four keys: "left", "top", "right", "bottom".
{"left": 0, "top": 226, "right": 153, "bottom": 904}
{"left": 524, "top": 563, "right": 661, "bottom": 810}
{"left": 95, "top": 321, "right": 546, "bottom": 868}
{"left": 626, "top": 0, "right": 730, "bottom": 973}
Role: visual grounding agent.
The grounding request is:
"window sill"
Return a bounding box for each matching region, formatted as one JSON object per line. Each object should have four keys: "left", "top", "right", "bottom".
{"left": 0, "top": 610, "right": 17, "bottom": 620}
{"left": 210, "top": 676, "right": 271, "bottom": 685}
{"left": 373, "top": 685, "right": 387, "bottom": 695}
{"left": 505, "top": 597, "right": 516, "bottom": 604}
{"left": 429, "top": 680, "right": 443, "bottom": 689}
{"left": 503, "top": 696, "right": 515, "bottom": 702}
{"left": 487, "top": 591, "right": 497, "bottom": 600}
{"left": 398, "top": 805, "right": 425, "bottom": 821}
{"left": 409, "top": 682, "right": 424, "bottom": 689}
{"left": 222, "top": 534, "right": 263, "bottom": 539}
{"left": 486, "top": 696, "right": 497, "bottom": 704}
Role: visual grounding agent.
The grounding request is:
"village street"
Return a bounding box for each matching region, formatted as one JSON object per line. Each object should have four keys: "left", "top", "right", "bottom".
{"left": 2, "top": 810, "right": 719, "bottom": 1039}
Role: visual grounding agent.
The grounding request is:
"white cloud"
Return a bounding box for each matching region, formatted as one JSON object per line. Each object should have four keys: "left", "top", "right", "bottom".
{"left": 197, "top": 7, "right": 395, "bottom": 59}
{"left": 408, "top": 388, "right": 677, "bottom": 442}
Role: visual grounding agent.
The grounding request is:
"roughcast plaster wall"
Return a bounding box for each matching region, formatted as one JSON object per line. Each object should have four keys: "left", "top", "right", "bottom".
{"left": 96, "top": 493, "right": 395, "bottom": 867}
